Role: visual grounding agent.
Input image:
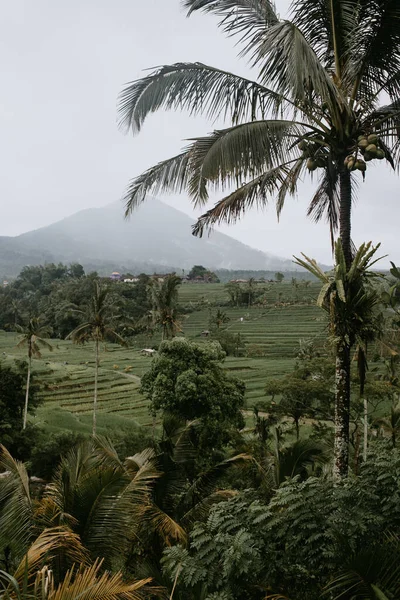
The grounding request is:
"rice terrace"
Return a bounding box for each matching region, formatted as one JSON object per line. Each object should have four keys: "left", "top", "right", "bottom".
{"left": 0, "top": 281, "right": 326, "bottom": 433}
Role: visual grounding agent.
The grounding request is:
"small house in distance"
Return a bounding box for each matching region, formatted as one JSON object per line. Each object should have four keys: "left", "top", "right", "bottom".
{"left": 110, "top": 271, "right": 122, "bottom": 281}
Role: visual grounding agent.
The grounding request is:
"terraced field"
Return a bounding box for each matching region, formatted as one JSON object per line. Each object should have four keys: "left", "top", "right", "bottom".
{"left": 0, "top": 281, "right": 327, "bottom": 433}
{"left": 0, "top": 333, "right": 154, "bottom": 431}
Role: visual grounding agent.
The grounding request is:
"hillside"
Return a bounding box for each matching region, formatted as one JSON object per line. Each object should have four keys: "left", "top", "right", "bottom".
{"left": 0, "top": 198, "right": 296, "bottom": 278}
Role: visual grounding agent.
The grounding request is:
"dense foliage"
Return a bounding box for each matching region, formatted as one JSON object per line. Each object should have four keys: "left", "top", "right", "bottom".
{"left": 141, "top": 338, "right": 245, "bottom": 465}
{"left": 0, "top": 263, "right": 151, "bottom": 338}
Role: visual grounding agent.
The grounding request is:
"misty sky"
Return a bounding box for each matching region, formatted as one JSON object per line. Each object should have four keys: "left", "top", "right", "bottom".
{"left": 1, "top": 0, "right": 399, "bottom": 265}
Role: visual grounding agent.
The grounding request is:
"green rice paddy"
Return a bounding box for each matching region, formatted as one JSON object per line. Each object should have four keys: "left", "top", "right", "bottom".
{"left": 0, "top": 281, "right": 328, "bottom": 434}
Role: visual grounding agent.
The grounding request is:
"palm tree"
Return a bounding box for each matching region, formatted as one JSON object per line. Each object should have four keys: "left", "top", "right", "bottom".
{"left": 15, "top": 316, "right": 52, "bottom": 430}
{"left": 0, "top": 560, "right": 158, "bottom": 600}
{"left": 149, "top": 275, "right": 182, "bottom": 340}
{"left": 0, "top": 437, "right": 250, "bottom": 586}
{"left": 0, "top": 440, "right": 181, "bottom": 575}
{"left": 324, "top": 534, "right": 400, "bottom": 600}
{"left": 66, "top": 282, "right": 127, "bottom": 436}
{"left": 119, "top": 0, "right": 400, "bottom": 476}
{"left": 374, "top": 402, "right": 400, "bottom": 448}
{"left": 209, "top": 308, "right": 230, "bottom": 330}
{"left": 246, "top": 277, "right": 256, "bottom": 308}
{"left": 295, "top": 241, "right": 384, "bottom": 477}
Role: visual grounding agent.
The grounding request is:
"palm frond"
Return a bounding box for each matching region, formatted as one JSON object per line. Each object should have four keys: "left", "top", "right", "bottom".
{"left": 184, "top": 0, "right": 278, "bottom": 61}
{"left": 276, "top": 439, "right": 328, "bottom": 484}
{"left": 0, "top": 445, "right": 34, "bottom": 554}
{"left": 187, "top": 120, "right": 301, "bottom": 204}
{"left": 12, "top": 528, "right": 90, "bottom": 586}
{"left": 124, "top": 151, "right": 191, "bottom": 214}
{"left": 118, "top": 62, "right": 288, "bottom": 133}
{"left": 256, "top": 20, "right": 344, "bottom": 125}
{"left": 181, "top": 453, "right": 253, "bottom": 510}
{"left": 142, "top": 504, "right": 188, "bottom": 547}
{"left": 344, "top": 0, "right": 400, "bottom": 102}
{"left": 324, "top": 535, "right": 400, "bottom": 599}
{"left": 307, "top": 160, "right": 340, "bottom": 250}
{"left": 291, "top": 0, "right": 357, "bottom": 73}
{"left": 275, "top": 157, "right": 304, "bottom": 217}
{"left": 83, "top": 459, "right": 161, "bottom": 562}
{"left": 49, "top": 559, "right": 160, "bottom": 600}
{"left": 192, "top": 163, "right": 291, "bottom": 236}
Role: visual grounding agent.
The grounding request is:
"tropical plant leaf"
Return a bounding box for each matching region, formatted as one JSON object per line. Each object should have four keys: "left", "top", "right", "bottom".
{"left": 192, "top": 164, "right": 291, "bottom": 236}
{"left": 119, "top": 62, "right": 287, "bottom": 133}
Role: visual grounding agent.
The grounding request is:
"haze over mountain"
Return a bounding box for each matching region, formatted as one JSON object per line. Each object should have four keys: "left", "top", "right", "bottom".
{"left": 0, "top": 198, "right": 298, "bottom": 278}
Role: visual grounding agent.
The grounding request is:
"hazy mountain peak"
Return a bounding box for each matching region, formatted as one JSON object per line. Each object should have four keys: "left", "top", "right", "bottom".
{"left": 0, "top": 198, "right": 295, "bottom": 277}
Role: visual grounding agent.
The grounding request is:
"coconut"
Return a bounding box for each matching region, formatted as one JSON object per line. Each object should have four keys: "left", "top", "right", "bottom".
{"left": 376, "top": 148, "right": 385, "bottom": 160}
{"left": 366, "top": 144, "right": 377, "bottom": 156}
{"left": 307, "top": 158, "right": 317, "bottom": 171}
{"left": 367, "top": 133, "right": 378, "bottom": 145}
{"left": 355, "top": 160, "right": 366, "bottom": 172}
{"left": 357, "top": 134, "right": 366, "bottom": 142}
{"left": 347, "top": 159, "right": 355, "bottom": 171}
{"left": 358, "top": 139, "right": 369, "bottom": 150}
{"left": 298, "top": 140, "right": 308, "bottom": 151}
{"left": 364, "top": 152, "right": 373, "bottom": 161}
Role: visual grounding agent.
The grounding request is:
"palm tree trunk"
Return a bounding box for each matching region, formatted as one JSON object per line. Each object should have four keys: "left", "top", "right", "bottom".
{"left": 93, "top": 338, "right": 99, "bottom": 436}
{"left": 363, "top": 396, "right": 368, "bottom": 462}
{"left": 295, "top": 417, "right": 300, "bottom": 440}
{"left": 23, "top": 355, "right": 31, "bottom": 430}
{"left": 334, "top": 343, "right": 351, "bottom": 479}
{"left": 339, "top": 168, "right": 352, "bottom": 269}
{"left": 333, "top": 168, "right": 353, "bottom": 478}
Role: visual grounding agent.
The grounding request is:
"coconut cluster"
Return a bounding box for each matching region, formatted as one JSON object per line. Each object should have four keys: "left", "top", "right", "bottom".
{"left": 344, "top": 133, "right": 385, "bottom": 173}
{"left": 299, "top": 140, "right": 327, "bottom": 172}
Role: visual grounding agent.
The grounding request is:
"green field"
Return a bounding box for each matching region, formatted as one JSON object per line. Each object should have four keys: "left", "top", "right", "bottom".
{"left": 0, "top": 281, "right": 328, "bottom": 434}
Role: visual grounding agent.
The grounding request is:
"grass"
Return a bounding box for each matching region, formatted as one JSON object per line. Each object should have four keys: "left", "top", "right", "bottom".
{"left": 0, "top": 281, "right": 328, "bottom": 434}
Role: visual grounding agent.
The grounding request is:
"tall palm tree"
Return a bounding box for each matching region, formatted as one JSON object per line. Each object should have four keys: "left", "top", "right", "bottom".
{"left": 15, "top": 316, "right": 52, "bottom": 430}
{"left": 149, "top": 275, "right": 182, "bottom": 340}
{"left": 66, "top": 282, "right": 127, "bottom": 436}
{"left": 295, "top": 240, "right": 383, "bottom": 476}
{"left": 119, "top": 0, "right": 400, "bottom": 476}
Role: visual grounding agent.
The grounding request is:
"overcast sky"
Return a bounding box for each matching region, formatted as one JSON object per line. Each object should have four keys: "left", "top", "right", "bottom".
{"left": 1, "top": 0, "right": 398, "bottom": 265}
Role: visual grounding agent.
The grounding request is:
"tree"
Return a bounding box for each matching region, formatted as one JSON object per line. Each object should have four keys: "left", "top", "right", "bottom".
{"left": 66, "top": 282, "right": 127, "bottom": 436}
{"left": 0, "top": 560, "right": 157, "bottom": 600}
{"left": 374, "top": 401, "right": 400, "bottom": 448}
{"left": 265, "top": 361, "right": 334, "bottom": 440}
{"left": 225, "top": 282, "right": 241, "bottom": 307}
{"left": 208, "top": 308, "right": 230, "bottom": 331}
{"left": 140, "top": 338, "right": 245, "bottom": 462}
{"left": 187, "top": 265, "right": 219, "bottom": 282}
{"left": 0, "top": 436, "right": 250, "bottom": 586}
{"left": 149, "top": 274, "right": 183, "bottom": 340}
{"left": 246, "top": 277, "right": 256, "bottom": 307}
{"left": 68, "top": 262, "right": 85, "bottom": 278}
{"left": 275, "top": 272, "right": 284, "bottom": 284}
{"left": 0, "top": 362, "right": 41, "bottom": 458}
{"left": 119, "top": 0, "right": 400, "bottom": 476}
{"left": 162, "top": 445, "right": 400, "bottom": 600}
{"left": 15, "top": 316, "right": 52, "bottom": 430}
{"left": 295, "top": 241, "right": 384, "bottom": 477}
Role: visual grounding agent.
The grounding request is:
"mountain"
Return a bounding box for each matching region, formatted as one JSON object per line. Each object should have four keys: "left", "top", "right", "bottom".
{"left": 0, "top": 198, "right": 296, "bottom": 278}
